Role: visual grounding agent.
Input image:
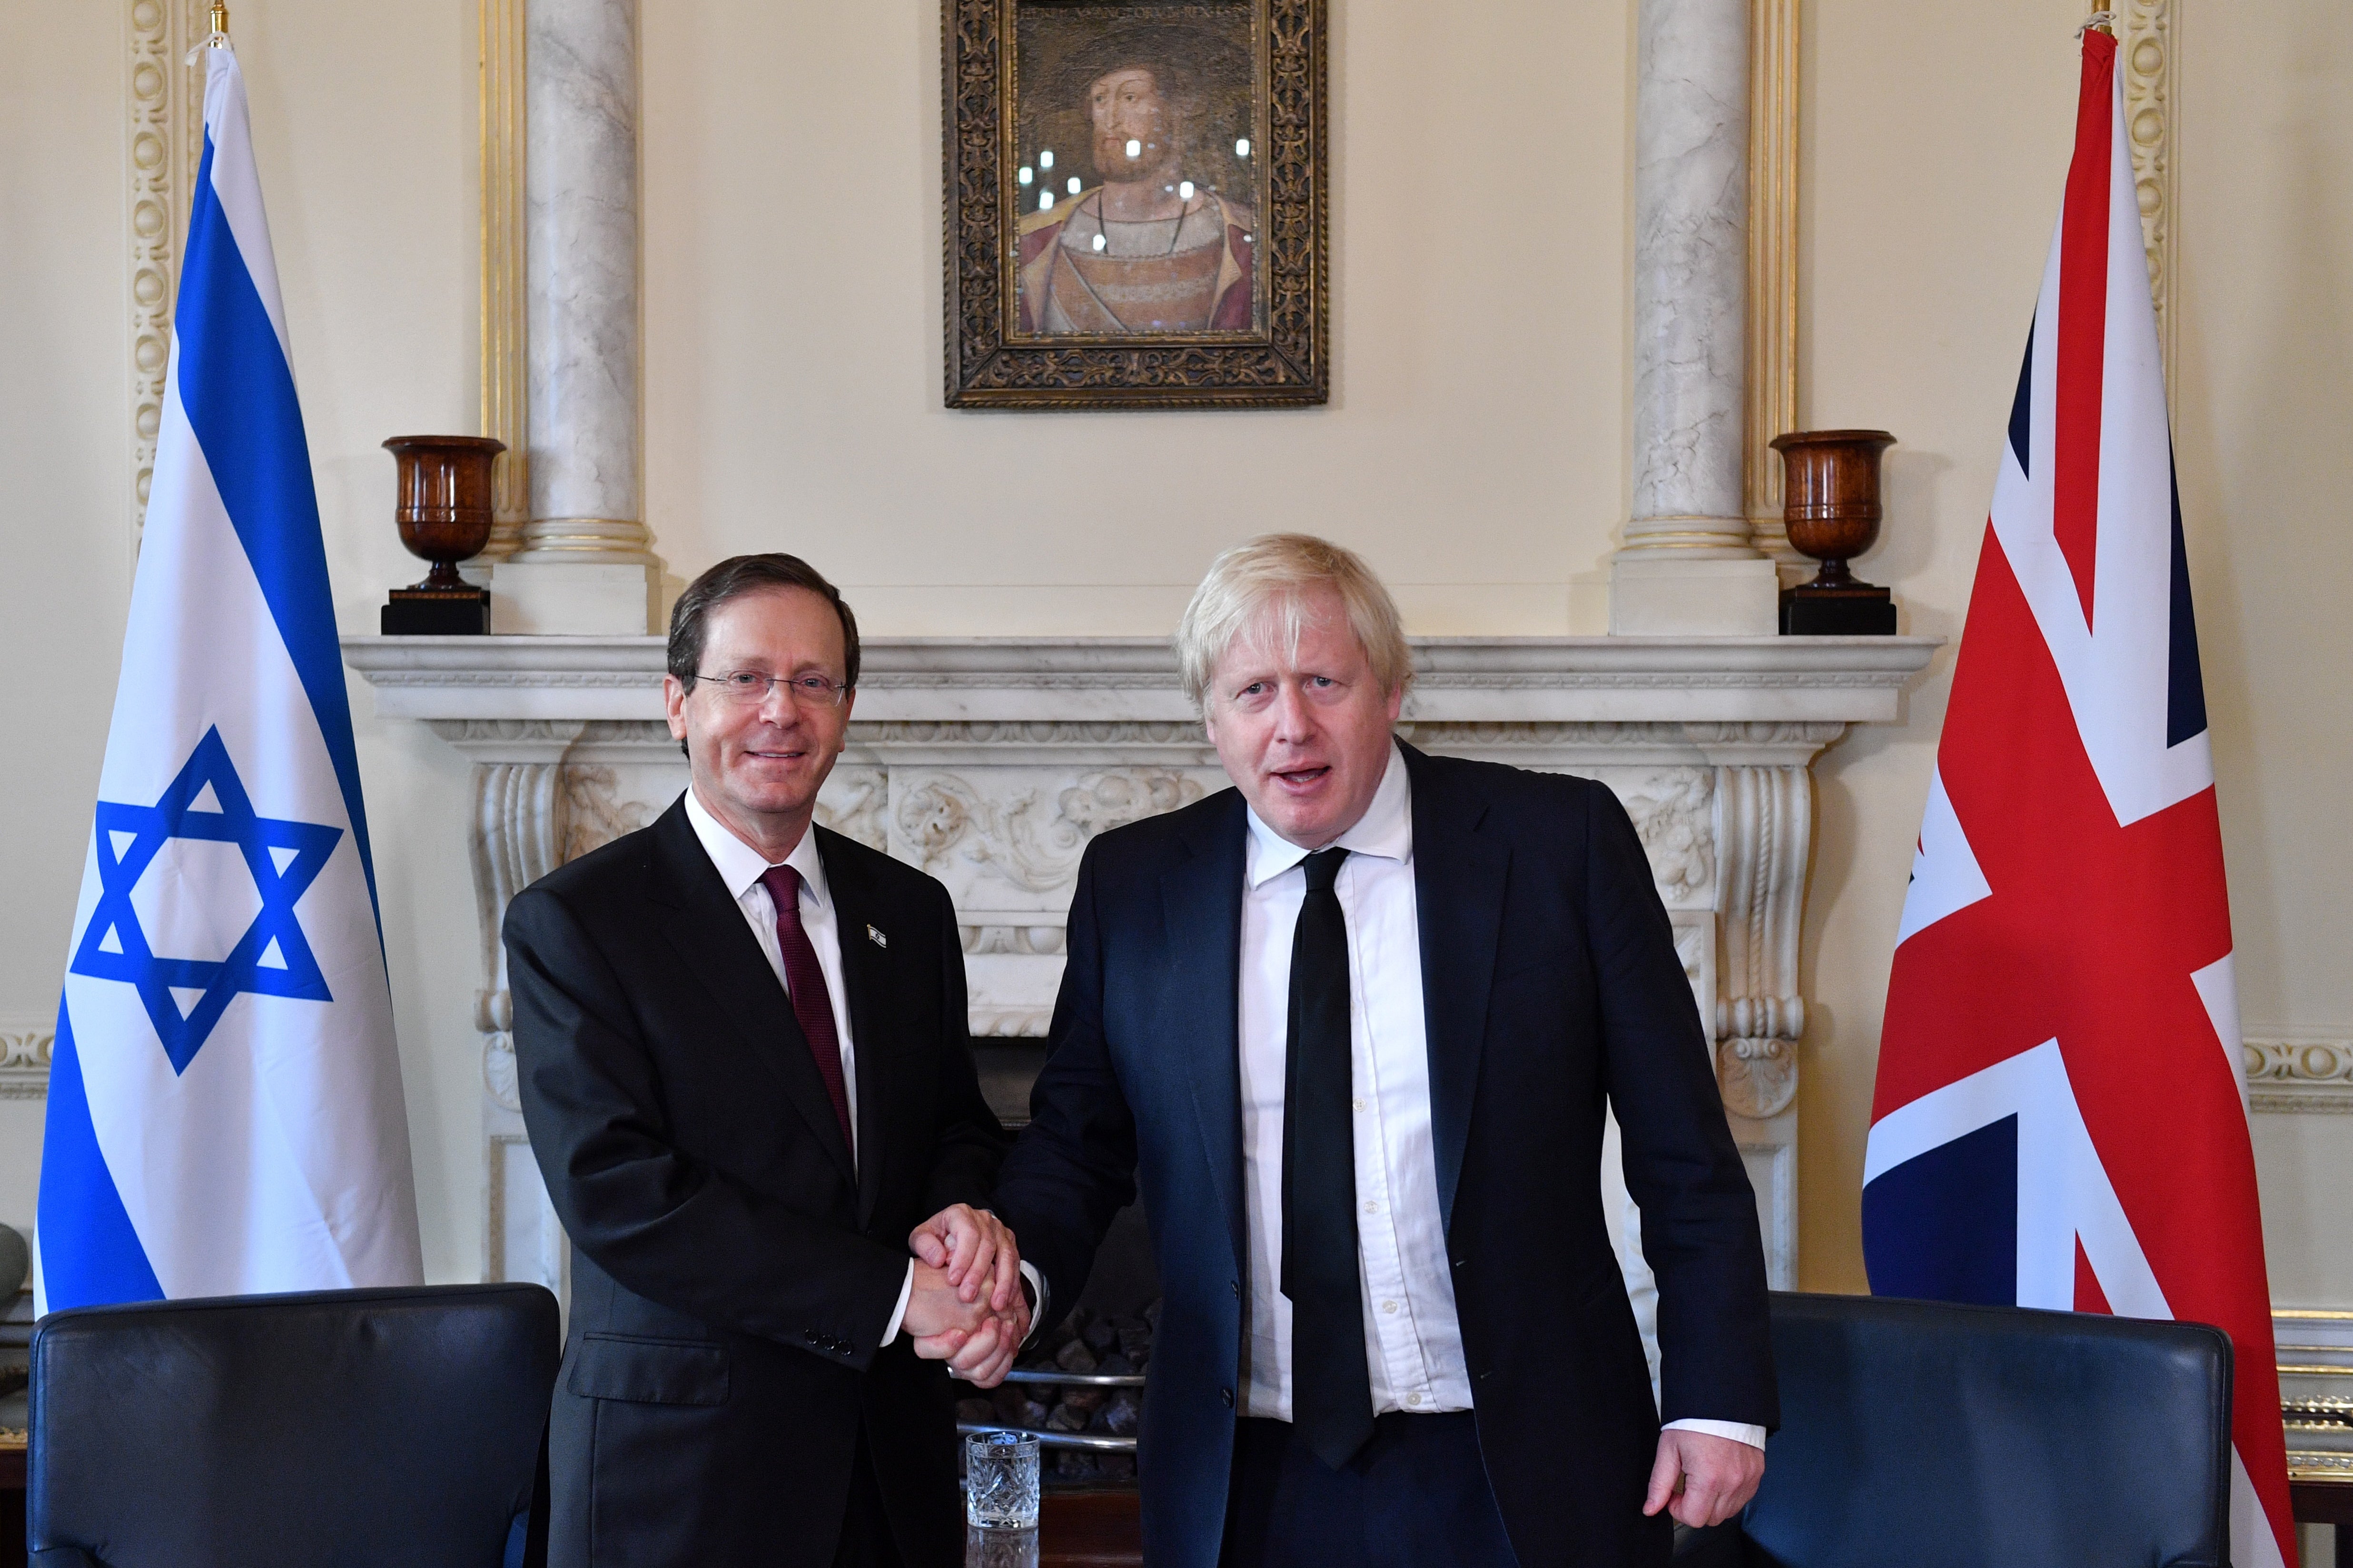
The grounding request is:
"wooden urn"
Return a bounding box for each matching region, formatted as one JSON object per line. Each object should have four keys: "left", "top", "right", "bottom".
{"left": 381, "top": 434, "right": 503, "bottom": 634}
{"left": 1770, "top": 428, "right": 1898, "bottom": 635}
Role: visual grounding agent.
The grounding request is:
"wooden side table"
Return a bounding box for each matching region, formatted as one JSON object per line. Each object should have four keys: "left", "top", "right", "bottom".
{"left": 1040, "top": 1487, "right": 1142, "bottom": 1568}
{"left": 0, "top": 1440, "right": 25, "bottom": 1568}
{"left": 2294, "top": 1477, "right": 2353, "bottom": 1568}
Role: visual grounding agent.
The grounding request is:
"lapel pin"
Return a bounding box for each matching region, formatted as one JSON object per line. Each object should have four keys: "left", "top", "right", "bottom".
{"left": 867, "top": 924, "right": 888, "bottom": 948}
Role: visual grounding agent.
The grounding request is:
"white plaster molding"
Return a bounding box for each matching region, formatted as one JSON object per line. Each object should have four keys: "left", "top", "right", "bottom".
{"left": 2247, "top": 1038, "right": 2353, "bottom": 1115}
{"left": 127, "top": 0, "right": 209, "bottom": 551}
{"left": 2117, "top": 0, "right": 2176, "bottom": 386}
{"left": 0, "top": 1023, "right": 54, "bottom": 1101}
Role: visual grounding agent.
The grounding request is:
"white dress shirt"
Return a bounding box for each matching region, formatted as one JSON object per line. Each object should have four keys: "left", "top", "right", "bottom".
{"left": 682, "top": 787, "right": 918, "bottom": 1344}
{"left": 1235, "top": 745, "right": 1764, "bottom": 1450}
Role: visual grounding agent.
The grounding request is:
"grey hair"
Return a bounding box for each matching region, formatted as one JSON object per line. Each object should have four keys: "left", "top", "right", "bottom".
{"left": 1173, "top": 533, "right": 1414, "bottom": 708}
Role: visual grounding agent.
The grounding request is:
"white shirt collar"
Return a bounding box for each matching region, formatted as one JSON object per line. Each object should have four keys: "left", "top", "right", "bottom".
{"left": 1243, "top": 740, "right": 1412, "bottom": 890}
{"left": 682, "top": 785, "right": 831, "bottom": 912}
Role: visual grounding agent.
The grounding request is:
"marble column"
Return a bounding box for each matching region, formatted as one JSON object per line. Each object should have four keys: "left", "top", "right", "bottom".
{"left": 1610, "top": 0, "right": 1780, "bottom": 635}
{"left": 492, "top": 0, "right": 663, "bottom": 634}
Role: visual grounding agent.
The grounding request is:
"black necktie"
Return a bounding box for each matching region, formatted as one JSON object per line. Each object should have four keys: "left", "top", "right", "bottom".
{"left": 1282, "top": 846, "right": 1374, "bottom": 1469}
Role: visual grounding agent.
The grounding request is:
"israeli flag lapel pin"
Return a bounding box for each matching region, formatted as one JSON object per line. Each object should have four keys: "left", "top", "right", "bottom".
{"left": 867, "top": 924, "right": 888, "bottom": 948}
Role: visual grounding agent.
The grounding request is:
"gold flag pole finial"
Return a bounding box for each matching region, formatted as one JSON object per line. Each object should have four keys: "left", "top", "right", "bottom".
{"left": 207, "top": 2, "right": 230, "bottom": 44}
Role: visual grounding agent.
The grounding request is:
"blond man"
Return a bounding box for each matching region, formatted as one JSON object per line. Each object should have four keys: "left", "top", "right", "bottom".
{"left": 992, "top": 535, "right": 1775, "bottom": 1568}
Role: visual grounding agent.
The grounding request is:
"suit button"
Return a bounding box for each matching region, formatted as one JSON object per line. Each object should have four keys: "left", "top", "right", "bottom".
{"left": 804, "top": 1330, "right": 817, "bottom": 1342}
{"left": 1220, "top": 1388, "right": 1234, "bottom": 1409}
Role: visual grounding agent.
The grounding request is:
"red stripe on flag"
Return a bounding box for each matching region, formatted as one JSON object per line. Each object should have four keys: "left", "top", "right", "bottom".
{"left": 2052, "top": 29, "right": 2116, "bottom": 629}
{"left": 2072, "top": 1238, "right": 2112, "bottom": 1315}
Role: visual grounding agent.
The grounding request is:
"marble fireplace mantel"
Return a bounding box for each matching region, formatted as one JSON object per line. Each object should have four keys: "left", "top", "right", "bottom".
{"left": 343, "top": 633, "right": 1937, "bottom": 1297}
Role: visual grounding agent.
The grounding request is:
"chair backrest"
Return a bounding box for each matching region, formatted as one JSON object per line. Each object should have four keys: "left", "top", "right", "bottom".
{"left": 1738, "top": 1292, "right": 2232, "bottom": 1568}
{"left": 28, "top": 1283, "right": 560, "bottom": 1568}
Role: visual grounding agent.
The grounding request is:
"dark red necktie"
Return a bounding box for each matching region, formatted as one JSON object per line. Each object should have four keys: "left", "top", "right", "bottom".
{"left": 758, "top": 864, "right": 854, "bottom": 1156}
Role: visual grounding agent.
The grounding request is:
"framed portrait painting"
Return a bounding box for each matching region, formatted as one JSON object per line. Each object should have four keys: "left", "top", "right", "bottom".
{"left": 944, "top": 0, "right": 1328, "bottom": 408}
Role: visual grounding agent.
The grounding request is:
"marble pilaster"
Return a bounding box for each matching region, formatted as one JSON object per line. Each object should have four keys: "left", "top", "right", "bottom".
{"left": 495, "top": 0, "right": 662, "bottom": 634}
{"left": 1612, "top": 0, "right": 1779, "bottom": 634}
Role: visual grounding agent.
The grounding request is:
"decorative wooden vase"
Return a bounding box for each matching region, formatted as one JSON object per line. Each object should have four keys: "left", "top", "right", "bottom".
{"left": 381, "top": 435, "right": 503, "bottom": 634}
{"left": 1770, "top": 428, "right": 1898, "bottom": 635}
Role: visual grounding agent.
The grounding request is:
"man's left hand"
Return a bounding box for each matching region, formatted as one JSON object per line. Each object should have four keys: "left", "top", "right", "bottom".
{"left": 1642, "top": 1429, "right": 1764, "bottom": 1529}
{"left": 908, "top": 1203, "right": 1031, "bottom": 1388}
{"left": 910, "top": 1204, "right": 1022, "bottom": 1313}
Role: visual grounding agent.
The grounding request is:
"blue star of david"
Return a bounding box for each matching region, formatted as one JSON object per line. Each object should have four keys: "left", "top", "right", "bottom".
{"left": 69, "top": 727, "right": 344, "bottom": 1074}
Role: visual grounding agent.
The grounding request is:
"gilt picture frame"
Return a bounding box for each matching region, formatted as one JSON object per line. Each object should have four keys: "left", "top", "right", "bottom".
{"left": 944, "top": 0, "right": 1328, "bottom": 408}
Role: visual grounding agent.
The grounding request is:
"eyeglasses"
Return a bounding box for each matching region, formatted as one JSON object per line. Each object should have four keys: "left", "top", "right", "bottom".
{"left": 691, "top": 670, "right": 853, "bottom": 708}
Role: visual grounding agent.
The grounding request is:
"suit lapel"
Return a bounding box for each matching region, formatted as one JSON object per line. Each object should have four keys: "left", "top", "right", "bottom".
{"left": 645, "top": 801, "right": 858, "bottom": 1189}
{"left": 1159, "top": 793, "right": 1249, "bottom": 1277}
{"left": 820, "top": 830, "right": 892, "bottom": 1230}
{"left": 1403, "top": 745, "right": 1508, "bottom": 1234}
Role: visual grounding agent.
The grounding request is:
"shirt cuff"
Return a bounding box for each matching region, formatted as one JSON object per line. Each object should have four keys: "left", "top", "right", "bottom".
{"left": 882, "top": 1260, "right": 916, "bottom": 1346}
{"left": 1663, "top": 1418, "right": 1767, "bottom": 1450}
{"left": 1018, "top": 1261, "right": 1046, "bottom": 1339}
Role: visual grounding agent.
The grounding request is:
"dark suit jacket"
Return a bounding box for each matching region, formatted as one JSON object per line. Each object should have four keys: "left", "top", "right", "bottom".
{"left": 504, "top": 796, "right": 1007, "bottom": 1568}
{"left": 992, "top": 744, "right": 1777, "bottom": 1568}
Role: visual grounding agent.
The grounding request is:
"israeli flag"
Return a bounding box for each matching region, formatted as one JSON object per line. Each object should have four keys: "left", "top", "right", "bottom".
{"left": 35, "top": 42, "right": 422, "bottom": 1312}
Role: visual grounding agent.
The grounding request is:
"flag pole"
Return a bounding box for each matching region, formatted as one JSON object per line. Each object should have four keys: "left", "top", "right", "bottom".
{"left": 206, "top": 2, "right": 230, "bottom": 46}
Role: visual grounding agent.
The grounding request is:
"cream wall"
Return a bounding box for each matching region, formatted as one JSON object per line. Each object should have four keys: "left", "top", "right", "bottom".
{"left": 2, "top": 0, "right": 2347, "bottom": 1309}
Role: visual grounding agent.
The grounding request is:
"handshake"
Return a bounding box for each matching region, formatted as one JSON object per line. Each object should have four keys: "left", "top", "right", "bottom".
{"left": 900, "top": 1203, "right": 1031, "bottom": 1388}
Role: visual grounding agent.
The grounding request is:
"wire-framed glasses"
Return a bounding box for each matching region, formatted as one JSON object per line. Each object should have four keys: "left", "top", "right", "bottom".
{"left": 691, "top": 670, "right": 852, "bottom": 708}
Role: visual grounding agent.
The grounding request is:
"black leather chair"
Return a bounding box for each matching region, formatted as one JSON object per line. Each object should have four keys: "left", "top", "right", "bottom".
{"left": 1676, "top": 1291, "right": 2234, "bottom": 1568}
{"left": 27, "top": 1283, "right": 560, "bottom": 1568}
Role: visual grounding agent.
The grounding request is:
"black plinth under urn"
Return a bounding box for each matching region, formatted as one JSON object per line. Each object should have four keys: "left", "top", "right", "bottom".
{"left": 380, "top": 435, "right": 503, "bottom": 634}
{"left": 1771, "top": 428, "right": 1898, "bottom": 635}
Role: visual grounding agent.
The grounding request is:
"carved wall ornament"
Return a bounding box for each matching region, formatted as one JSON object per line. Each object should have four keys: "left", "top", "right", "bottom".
{"left": 127, "top": 0, "right": 209, "bottom": 552}
{"left": 970, "top": 1004, "right": 1058, "bottom": 1038}
{"left": 963, "top": 924, "right": 1070, "bottom": 957}
{"left": 2246, "top": 1038, "right": 2353, "bottom": 1114}
{"left": 1618, "top": 769, "right": 1717, "bottom": 905}
{"left": 483, "top": 1031, "right": 523, "bottom": 1114}
{"left": 560, "top": 768, "right": 658, "bottom": 864}
{"left": 2116, "top": 0, "right": 2175, "bottom": 383}
{"left": 1718, "top": 1036, "right": 1797, "bottom": 1120}
{"left": 895, "top": 769, "right": 1206, "bottom": 894}
{"left": 815, "top": 769, "right": 890, "bottom": 852}
{"left": 0, "top": 1023, "right": 55, "bottom": 1100}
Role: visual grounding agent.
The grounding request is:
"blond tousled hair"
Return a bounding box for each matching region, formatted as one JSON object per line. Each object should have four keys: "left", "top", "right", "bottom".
{"left": 1174, "top": 533, "right": 1414, "bottom": 708}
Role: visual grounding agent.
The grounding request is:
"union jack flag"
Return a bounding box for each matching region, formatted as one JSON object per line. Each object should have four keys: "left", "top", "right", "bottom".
{"left": 1863, "top": 28, "right": 2292, "bottom": 1567}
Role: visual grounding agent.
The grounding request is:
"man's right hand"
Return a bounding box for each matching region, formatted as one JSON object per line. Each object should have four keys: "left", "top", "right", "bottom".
{"left": 904, "top": 1260, "right": 1028, "bottom": 1388}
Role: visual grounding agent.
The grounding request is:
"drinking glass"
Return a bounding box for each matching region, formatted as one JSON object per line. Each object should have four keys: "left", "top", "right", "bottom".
{"left": 964, "top": 1431, "right": 1041, "bottom": 1529}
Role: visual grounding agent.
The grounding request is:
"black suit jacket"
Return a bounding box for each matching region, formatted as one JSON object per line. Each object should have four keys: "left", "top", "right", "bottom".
{"left": 504, "top": 796, "right": 1007, "bottom": 1568}
{"left": 992, "top": 744, "right": 1777, "bottom": 1568}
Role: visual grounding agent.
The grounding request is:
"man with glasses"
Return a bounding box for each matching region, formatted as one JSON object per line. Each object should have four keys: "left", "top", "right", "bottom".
{"left": 505, "top": 554, "right": 1032, "bottom": 1568}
